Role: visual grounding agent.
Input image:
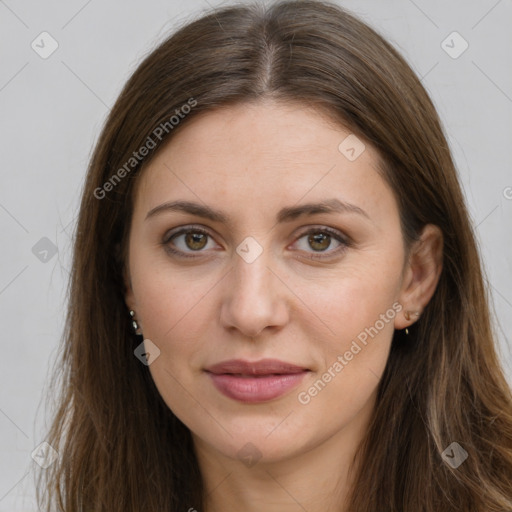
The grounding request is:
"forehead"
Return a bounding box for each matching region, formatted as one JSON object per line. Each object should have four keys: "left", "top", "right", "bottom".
{"left": 133, "top": 100, "right": 397, "bottom": 226}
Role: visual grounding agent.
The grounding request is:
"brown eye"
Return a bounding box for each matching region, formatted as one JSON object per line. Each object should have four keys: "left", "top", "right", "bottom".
{"left": 163, "top": 227, "right": 216, "bottom": 258}
{"left": 293, "top": 227, "right": 350, "bottom": 259}
{"left": 308, "top": 232, "right": 332, "bottom": 251}
{"left": 184, "top": 232, "right": 208, "bottom": 251}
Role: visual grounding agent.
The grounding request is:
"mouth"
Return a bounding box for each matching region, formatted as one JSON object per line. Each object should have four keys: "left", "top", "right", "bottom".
{"left": 205, "top": 358, "right": 309, "bottom": 375}
{"left": 204, "top": 359, "right": 310, "bottom": 403}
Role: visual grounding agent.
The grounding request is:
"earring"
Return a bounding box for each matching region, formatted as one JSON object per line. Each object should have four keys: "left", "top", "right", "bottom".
{"left": 129, "top": 310, "right": 143, "bottom": 336}
{"left": 404, "top": 311, "right": 420, "bottom": 335}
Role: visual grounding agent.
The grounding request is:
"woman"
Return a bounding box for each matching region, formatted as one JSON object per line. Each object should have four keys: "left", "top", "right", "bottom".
{"left": 37, "top": 1, "right": 512, "bottom": 510}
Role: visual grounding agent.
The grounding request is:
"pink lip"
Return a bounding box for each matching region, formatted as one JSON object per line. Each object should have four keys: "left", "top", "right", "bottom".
{"left": 205, "top": 359, "right": 310, "bottom": 403}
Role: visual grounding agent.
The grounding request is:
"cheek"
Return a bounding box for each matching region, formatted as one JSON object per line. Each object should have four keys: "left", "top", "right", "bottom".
{"left": 295, "top": 299, "right": 396, "bottom": 429}
{"left": 136, "top": 271, "right": 214, "bottom": 421}
{"left": 294, "top": 255, "right": 402, "bottom": 342}
{"left": 130, "top": 246, "right": 218, "bottom": 345}
{"left": 293, "top": 257, "right": 401, "bottom": 401}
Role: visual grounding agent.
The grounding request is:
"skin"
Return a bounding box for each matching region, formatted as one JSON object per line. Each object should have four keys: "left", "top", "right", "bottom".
{"left": 124, "top": 100, "right": 443, "bottom": 512}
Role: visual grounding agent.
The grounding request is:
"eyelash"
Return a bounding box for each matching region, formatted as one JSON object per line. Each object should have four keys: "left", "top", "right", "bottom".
{"left": 162, "top": 225, "right": 351, "bottom": 260}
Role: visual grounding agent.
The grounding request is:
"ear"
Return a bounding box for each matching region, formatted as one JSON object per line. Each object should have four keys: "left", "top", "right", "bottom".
{"left": 394, "top": 224, "right": 443, "bottom": 330}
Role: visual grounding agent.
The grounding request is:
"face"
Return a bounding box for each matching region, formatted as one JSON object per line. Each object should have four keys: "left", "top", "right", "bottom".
{"left": 124, "top": 100, "right": 411, "bottom": 465}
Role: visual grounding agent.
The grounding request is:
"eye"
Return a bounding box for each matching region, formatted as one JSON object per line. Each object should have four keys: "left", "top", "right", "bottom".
{"left": 162, "top": 226, "right": 218, "bottom": 258}
{"left": 292, "top": 226, "right": 349, "bottom": 259}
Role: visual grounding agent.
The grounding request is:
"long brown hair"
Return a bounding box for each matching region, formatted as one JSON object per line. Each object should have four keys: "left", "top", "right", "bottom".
{"left": 36, "top": 1, "right": 512, "bottom": 510}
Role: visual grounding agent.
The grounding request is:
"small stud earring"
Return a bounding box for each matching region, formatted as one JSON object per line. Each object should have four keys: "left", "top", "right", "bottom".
{"left": 129, "top": 310, "right": 143, "bottom": 336}
{"left": 403, "top": 310, "right": 421, "bottom": 335}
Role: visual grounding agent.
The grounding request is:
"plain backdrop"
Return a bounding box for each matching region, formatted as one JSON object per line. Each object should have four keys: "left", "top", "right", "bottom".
{"left": 0, "top": 0, "right": 511, "bottom": 509}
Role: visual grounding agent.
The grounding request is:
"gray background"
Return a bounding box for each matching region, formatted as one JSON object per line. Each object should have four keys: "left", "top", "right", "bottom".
{"left": 1, "top": 0, "right": 511, "bottom": 509}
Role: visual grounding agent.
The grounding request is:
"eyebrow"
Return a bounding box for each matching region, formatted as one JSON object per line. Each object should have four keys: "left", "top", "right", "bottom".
{"left": 145, "top": 198, "right": 370, "bottom": 225}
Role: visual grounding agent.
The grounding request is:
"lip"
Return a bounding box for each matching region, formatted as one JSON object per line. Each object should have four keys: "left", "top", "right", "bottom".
{"left": 205, "top": 359, "right": 310, "bottom": 403}
{"left": 206, "top": 358, "right": 309, "bottom": 375}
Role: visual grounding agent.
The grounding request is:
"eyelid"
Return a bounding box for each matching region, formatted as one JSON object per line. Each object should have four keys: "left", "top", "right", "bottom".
{"left": 162, "top": 224, "right": 213, "bottom": 244}
{"left": 293, "top": 225, "right": 350, "bottom": 244}
{"left": 162, "top": 224, "right": 351, "bottom": 259}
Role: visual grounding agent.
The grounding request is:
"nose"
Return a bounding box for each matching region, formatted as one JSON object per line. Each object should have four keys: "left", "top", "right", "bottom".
{"left": 219, "top": 243, "right": 290, "bottom": 339}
